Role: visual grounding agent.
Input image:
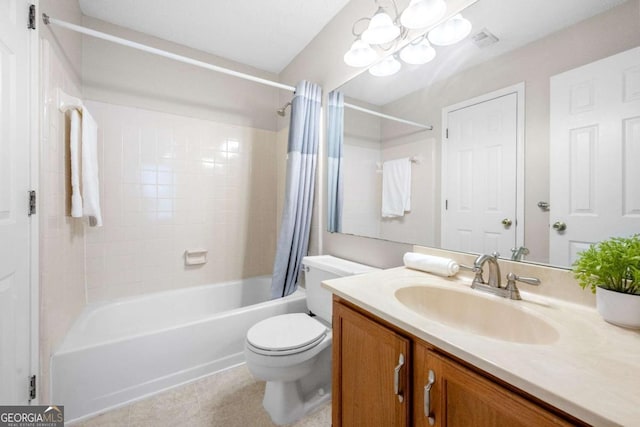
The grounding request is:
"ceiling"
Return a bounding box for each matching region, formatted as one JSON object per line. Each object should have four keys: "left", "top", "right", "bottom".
{"left": 341, "top": 0, "right": 628, "bottom": 105}
{"left": 78, "top": 0, "right": 351, "bottom": 74}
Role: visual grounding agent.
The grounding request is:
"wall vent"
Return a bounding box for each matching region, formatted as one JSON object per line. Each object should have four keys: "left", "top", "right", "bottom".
{"left": 472, "top": 28, "right": 499, "bottom": 48}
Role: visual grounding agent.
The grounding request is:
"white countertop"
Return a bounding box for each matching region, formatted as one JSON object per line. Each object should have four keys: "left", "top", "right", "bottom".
{"left": 322, "top": 267, "right": 640, "bottom": 427}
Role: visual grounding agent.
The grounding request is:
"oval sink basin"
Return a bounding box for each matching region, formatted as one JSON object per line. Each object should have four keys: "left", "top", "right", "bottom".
{"left": 395, "top": 285, "right": 559, "bottom": 345}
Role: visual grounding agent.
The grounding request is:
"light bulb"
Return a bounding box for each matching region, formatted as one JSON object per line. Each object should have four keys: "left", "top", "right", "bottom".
{"left": 428, "top": 14, "right": 472, "bottom": 46}
{"left": 361, "top": 9, "right": 401, "bottom": 45}
{"left": 400, "top": 0, "right": 446, "bottom": 29}
{"left": 343, "top": 39, "right": 378, "bottom": 67}
{"left": 369, "top": 55, "right": 401, "bottom": 77}
{"left": 399, "top": 38, "right": 436, "bottom": 64}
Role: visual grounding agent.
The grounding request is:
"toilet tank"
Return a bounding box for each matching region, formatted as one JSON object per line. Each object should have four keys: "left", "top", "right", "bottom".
{"left": 301, "top": 255, "right": 379, "bottom": 324}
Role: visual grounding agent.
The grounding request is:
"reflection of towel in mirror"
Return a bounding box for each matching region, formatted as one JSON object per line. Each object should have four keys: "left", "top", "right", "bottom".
{"left": 381, "top": 158, "right": 411, "bottom": 218}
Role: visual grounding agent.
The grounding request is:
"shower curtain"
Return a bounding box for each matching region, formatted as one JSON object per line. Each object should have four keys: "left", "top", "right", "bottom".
{"left": 271, "top": 81, "right": 322, "bottom": 298}
{"left": 327, "top": 90, "right": 344, "bottom": 233}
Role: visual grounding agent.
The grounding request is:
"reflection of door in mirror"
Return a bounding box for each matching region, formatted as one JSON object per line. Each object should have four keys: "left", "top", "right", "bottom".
{"left": 549, "top": 46, "right": 640, "bottom": 267}
{"left": 442, "top": 85, "right": 523, "bottom": 258}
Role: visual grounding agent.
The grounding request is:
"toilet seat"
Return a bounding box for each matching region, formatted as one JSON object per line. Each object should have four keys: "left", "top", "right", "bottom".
{"left": 247, "top": 313, "right": 328, "bottom": 356}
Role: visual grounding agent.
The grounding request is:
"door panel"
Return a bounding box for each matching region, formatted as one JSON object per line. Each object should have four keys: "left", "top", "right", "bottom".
{"left": 442, "top": 92, "right": 518, "bottom": 257}
{"left": 0, "top": 0, "right": 32, "bottom": 404}
{"left": 549, "top": 47, "right": 640, "bottom": 266}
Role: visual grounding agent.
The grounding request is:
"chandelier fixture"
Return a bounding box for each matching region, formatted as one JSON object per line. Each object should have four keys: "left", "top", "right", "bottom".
{"left": 343, "top": 0, "right": 472, "bottom": 77}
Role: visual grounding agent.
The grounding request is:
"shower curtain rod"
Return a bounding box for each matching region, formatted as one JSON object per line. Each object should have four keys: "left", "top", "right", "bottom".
{"left": 43, "top": 15, "right": 432, "bottom": 130}
{"left": 343, "top": 102, "right": 433, "bottom": 130}
{"left": 42, "top": 14, "right": 297, "bottom": 92}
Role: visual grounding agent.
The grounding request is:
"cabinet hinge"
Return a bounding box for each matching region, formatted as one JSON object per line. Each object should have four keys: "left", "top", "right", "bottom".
{"left": 445, "top": 128, "right": 449, "bottom": 139}
{"left": 28, "top": 190, "right": 36, "bottom": 216}
{"left": 29, "top": 375, "right": 36, "bottom": 401}
{"left": 28, "top": 5, "right": 36, "bottom": 30}
{"left": 445, "top": 199, "right": 448, "bottom": 210}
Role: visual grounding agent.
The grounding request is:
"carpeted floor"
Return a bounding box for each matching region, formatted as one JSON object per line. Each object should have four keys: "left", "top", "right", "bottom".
{"left": 72, "top": 364, "right": 331, "bottom": 427}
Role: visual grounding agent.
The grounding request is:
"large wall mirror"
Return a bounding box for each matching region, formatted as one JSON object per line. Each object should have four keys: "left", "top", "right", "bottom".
{"left": 327, "top": 0, "right": 640, "bottom": 268}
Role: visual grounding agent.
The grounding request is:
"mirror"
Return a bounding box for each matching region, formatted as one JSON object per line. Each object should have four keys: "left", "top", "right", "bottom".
{"left": 328, "top": 0, "right": 640, "bottom": 268}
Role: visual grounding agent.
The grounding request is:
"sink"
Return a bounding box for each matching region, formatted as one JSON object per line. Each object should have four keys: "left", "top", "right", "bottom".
{"left": 395, "top": 285, "right": 559, "bottom": 345}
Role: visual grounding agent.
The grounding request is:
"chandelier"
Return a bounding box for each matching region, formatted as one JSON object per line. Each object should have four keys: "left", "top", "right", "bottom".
{"left": 343, "top": 0, "right": 472, "bottom": 76}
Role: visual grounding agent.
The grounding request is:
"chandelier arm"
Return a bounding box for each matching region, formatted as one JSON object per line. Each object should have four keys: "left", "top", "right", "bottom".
{"left": 352, "top": 17, "right": 372, "bottom": 37}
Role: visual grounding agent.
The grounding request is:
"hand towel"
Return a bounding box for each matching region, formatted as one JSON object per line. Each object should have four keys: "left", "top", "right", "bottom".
{"left": 381, "top": 157, "right": 411, "bottom": 217}
{"left": 70, "top": 110, "right": 83, "bottom": 218}
{"left": 403, "top": 252, "right": 460, "bottom": 277}
{"left": 80, "top": 108, "right": 103, "bottom": 227}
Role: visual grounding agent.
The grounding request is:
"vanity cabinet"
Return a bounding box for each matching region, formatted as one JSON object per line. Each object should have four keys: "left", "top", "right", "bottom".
{"left": 413, "top": 342, "right": 573, "bottom": 427}
{"left": 332, "top": 299, "right": 410, "bottom": 426}
{"left": 332, "top": 298, "right": 584, "bottom": 427}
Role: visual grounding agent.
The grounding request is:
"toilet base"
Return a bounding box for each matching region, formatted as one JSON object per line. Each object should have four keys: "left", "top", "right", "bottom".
{"left": 263, "top": 380, "right": 331, "bottom": 425}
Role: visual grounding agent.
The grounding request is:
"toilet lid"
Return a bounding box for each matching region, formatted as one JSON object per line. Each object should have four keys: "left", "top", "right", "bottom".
{"left": 247, "top": 313, "right": 328, "bottom": 353}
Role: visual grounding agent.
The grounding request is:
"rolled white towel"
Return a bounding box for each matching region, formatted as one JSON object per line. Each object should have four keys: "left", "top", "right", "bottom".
{"left": 403, "top": 252, "right": 460, "bottom": 277}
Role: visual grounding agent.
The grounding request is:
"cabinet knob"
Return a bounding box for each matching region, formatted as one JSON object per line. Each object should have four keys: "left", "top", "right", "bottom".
{"left": 394, "top": 354, "right": 405, "bottom": 403}
{"left": 424, "top": 369, "right": 436, "bottom": 425}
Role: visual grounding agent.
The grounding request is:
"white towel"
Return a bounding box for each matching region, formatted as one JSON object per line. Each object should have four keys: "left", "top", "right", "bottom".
{"left": 403, "top": 252, "right": 460, "bottom": 277}
{"left": 381, "top": 157, "right": 411, "bottom": 217}
{"left": 70, "top": 110, "right": 83, "bottom": 218}
{"left": 81, "top": 108, "right": 102, "bottom": 227}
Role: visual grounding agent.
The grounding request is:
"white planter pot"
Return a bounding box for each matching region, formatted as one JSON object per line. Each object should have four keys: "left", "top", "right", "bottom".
{"left": 596, "top": 286, "right": 640, "bottom": 329}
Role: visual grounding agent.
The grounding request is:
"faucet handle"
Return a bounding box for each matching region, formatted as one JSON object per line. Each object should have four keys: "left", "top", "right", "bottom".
{"left": 491, "top": 251, "right": 500, "bottom": 259}
{"left": 505, "top": 273, "right": 541, "bottom": 300}
{"left": 506, "top": 272, "right": 541, "bottom": 286}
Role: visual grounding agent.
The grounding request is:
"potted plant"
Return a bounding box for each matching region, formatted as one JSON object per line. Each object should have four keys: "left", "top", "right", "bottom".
{"left": 573, "top": 235, "right": 640, "bottom": 329}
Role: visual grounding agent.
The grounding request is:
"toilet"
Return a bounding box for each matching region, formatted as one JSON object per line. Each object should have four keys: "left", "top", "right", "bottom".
{"left": 244, "top": 255, "right": 378, "bottom": 425}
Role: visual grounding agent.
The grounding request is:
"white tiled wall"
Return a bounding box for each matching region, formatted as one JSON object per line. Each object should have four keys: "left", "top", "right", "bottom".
{"left": 40, "top": 39, "right": 87, "bottom": 403}
{"left": 84, "top": 101, "right": 279, "bottom": 302}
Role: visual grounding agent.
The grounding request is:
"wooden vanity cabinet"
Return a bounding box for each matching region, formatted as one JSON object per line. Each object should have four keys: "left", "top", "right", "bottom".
{"left": 332, "top": 299, "right": 411, "bottom": 427}
{"left": 413, "top": 342, "right": 573, "bottom": 427}
{"left": 333, "top": 298, "right": 582, "bottom": 427}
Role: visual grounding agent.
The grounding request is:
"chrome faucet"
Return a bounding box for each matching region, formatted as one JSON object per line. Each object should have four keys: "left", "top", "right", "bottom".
{"left": 471, "top": 252, "right": 501, "bottom": 289}
{"left": 470, "top": 253, "right": 541, "bottom": 300}
{"left": 510, "top": 246, "right": 530, "bottom": 262}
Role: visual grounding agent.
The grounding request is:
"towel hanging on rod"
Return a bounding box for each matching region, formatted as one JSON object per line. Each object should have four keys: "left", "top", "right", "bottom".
{"left": 57, "top": 88, "right": 103, "bottom": 227}
{"left": 57, "top": 88, "right": 83, "bottom": 113}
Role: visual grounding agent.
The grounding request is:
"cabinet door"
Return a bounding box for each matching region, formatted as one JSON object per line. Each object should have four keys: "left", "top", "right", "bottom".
{"left": 414, "top": 343, "right": 572, "bottom": 427}
{"left": 333, "top": 301, "right": 410, "bottom": 427}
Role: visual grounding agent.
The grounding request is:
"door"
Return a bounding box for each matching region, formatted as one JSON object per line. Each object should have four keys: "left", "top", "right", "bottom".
{"left": 442, "top": 91, "right": 519, "bottom": 257}
{"left": 332, "top": 301, "right": 410, "bottom": 427}
{"left": 0, "top": 0, "right": 34, "bottom": 404}
{"left": 414, "top": 343, "right": 573, "bottom": 427}
{"left": 549, "top": 47, "right": 640, "bottom": 267}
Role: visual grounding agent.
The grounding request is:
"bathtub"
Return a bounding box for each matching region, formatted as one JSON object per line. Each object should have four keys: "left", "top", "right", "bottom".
{"left": 51, "top": 276, "right": 307, "bottom": 421}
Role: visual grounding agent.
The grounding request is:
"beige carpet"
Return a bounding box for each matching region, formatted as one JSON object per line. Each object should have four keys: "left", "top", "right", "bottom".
{"left": 72, "top": 365, "right": 331, "bottom": 427}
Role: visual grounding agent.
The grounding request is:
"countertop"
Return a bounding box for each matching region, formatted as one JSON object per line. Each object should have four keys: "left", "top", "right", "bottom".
{"left": 322, "top": 267, "right": 640, "bottom": 427}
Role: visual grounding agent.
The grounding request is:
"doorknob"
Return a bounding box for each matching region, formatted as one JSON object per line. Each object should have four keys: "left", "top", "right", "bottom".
{"left": 552, "top": 221, "right": 567, "bottom": 232}
{"left": 501, "top": 218, "right": 513, "bottom": 228}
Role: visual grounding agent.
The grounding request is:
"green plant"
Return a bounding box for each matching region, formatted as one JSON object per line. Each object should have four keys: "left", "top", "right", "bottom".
{"left": 573, "top": 235, "right": 640, "bottom": 295}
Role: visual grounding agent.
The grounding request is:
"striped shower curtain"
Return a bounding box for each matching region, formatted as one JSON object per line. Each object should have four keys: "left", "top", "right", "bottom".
{"left": 327, "top": 90, "right": 344, "bottom": 233}
{"left": 271, "top": 81, "right": 322, "bottom": 298}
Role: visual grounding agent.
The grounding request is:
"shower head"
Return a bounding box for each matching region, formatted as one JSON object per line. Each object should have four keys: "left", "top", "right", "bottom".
{"left": 277, "top": 101, "right": 292, "bottom": 117}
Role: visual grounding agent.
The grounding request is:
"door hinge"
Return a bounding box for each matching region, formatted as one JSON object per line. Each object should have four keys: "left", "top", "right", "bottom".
{"left": 28, "top": 4, "right": 36, "bottom": 30}
{"left": 28, "top": 190, "right": 36, "bottom": 216}
{"left": 29, "top": 375, "right": 36, "bottom": 401}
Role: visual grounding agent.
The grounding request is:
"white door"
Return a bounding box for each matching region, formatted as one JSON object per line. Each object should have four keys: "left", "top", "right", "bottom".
{"left": 549, "top": 47, "right": 640, "bottom": 267}
{"left": 0, "top": 0, "right": 34, "bottom": 404}
{"left": 442, "top": 92, "right": 519, "bottom": 257}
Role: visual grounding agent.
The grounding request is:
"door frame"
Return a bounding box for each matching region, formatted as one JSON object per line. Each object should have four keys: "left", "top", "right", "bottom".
{"left": 28, "top": 0, "right": 41, "bottom": 404}
{"left": 441, "top": 82, "right": 525, "bottom": 253}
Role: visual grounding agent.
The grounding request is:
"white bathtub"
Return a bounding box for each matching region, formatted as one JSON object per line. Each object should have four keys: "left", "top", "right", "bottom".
{"left": 51, "top": 276, "right": 307, "bottom": 421}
